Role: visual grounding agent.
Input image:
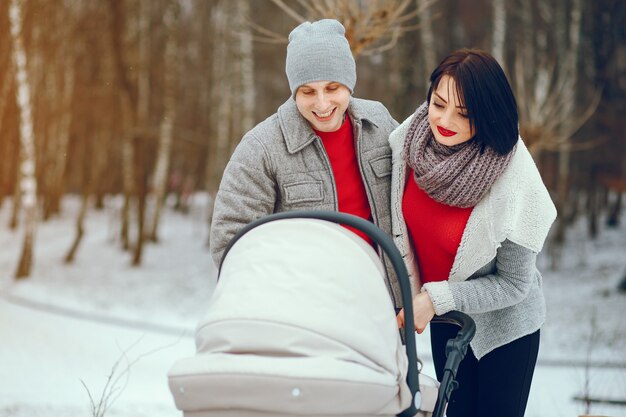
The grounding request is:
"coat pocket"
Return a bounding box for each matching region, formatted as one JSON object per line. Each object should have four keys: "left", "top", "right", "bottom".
{"left": 369, "top": 155, "right": 392, "bottom": 178}
{"left": 283, "top": 180, "right": 324, "bottom": 204}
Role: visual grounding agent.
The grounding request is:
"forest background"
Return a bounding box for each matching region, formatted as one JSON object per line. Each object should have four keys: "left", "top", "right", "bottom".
{"left": 0, "top": 0, "right": 624, "bottom": 278}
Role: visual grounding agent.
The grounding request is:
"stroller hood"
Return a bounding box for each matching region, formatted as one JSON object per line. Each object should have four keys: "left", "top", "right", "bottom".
{"left": 168, "top": 219, "right": 412, "bottom": 416}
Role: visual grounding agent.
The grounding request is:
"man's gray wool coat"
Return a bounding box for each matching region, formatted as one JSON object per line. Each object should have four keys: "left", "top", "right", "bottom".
{"left": 210, "top": 97, "right": 402, "bottom": 307}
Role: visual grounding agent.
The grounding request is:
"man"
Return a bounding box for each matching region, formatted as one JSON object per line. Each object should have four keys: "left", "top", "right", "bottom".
{"left": 209, "top": 19, "right": 401, "bottom": 307}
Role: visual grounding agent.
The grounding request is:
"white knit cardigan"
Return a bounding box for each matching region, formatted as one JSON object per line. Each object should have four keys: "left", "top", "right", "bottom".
{"left": 389, "top": 115, "right": 557, "bottom": 359}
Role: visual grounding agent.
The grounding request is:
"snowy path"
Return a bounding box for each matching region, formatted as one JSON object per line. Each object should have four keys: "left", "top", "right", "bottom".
{"left": 414, "top": 326, "right": 626, "bottom": 417}
{"left": 1, "top": 197, "right": 624, "bottom": 416}
{"left": 3, "top": 293, "right": 624, "bottom": 417}
{"left": 0, "top": 297, "right": 192, "bottom": 417}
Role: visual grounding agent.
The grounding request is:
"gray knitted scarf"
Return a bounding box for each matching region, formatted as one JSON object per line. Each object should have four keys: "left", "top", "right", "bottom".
{"left": 403, "top": 102, "right": 516, "bottom": 208}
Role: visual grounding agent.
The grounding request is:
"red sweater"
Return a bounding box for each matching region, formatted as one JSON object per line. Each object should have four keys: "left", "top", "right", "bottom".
{"left": 315, "top": 117, "right": 373, "bottom": 244}
{"left": 402, "top": 169, "right": 473, "bottom": 283}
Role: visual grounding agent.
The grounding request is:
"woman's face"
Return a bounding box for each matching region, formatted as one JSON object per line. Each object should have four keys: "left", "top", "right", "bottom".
{"left": 295, "top": 81, "right": 351, "bottom": 132}
{"left": 428, "top": 75, "right": 474, "bottom": 146}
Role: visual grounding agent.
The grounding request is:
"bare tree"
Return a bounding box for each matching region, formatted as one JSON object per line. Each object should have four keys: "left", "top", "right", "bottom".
{"left": 137, "top": 0, "right": 151, "bottom": 136}
{"left": 0, "top": 0, "right": 620, "bottom": 273}
{"left": 258, "top": 0, "right": 435, "bottom": 57}
{"left": 0, "top": 57, "right": 14, "bottom": 206}
{"left": 65, "top": 119, "right": 92, "bottom": 263}
{"left": 204, "top": 0, "right": 234, "bottom": 223}
{"left": 108, "top": 0, "right": 152, "bottom": 266}
{"left": 491, "top": 0, "right": 506, "bottom": 67}
{"left": 512, "top": 0, "right": 601, "bottom": 268}
{"left": 9, "top": 0, "right": 38, "bottom": 279}
{"left": 514, "top": 0, "right": 600, "bottom": 157}
{"left": 233, "top": 0, "right": 255, "bottom": 149}
{"left": 108, "top": 0, "right": 137, "bottom": 253}
{"left": 41, "top": 8, "right": 77, "bottom": 220}
{"left": 0, "top": 60, "right": 13, "bottom": 143}
{"left": 148, "top": 0, "right": 180, "bottom": 243}
{"left": 416, "top": 0, "right": 436, "bottom": 93}
{"left": 204, "top": 0, "right": 257, "bottom": 228}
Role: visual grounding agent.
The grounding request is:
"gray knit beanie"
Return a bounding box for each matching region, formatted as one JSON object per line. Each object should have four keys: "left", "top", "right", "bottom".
{"left": 286, "top": 19, "right": 356, "bottom": 95}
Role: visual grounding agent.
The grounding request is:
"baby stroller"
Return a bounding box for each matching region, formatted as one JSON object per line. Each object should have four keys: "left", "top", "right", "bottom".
{"left": 168, "top": 211, "right": 475, "bottom": 417}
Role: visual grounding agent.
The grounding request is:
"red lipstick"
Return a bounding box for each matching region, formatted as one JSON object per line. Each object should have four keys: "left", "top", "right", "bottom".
{"left": 437, "top": 126, "right": 457, "bottom": 137}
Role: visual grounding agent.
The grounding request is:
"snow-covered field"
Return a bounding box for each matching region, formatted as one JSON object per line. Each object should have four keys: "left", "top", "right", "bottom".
{"left": 0, "top": 194, "right": 624, "bottom": 417}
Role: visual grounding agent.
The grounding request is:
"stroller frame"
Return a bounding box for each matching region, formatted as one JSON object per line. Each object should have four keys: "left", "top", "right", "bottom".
{"left": 219, "top": 211, "right": 476, "bottom": 417}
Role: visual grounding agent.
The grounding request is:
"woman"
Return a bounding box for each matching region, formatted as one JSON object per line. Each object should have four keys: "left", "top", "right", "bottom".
{"left": 392, "top": 49, "right": 556, "bottom": 417}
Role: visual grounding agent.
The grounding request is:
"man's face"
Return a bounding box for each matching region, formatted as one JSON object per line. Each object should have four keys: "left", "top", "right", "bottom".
{"left": 295, "top": 81, "right": 351, "bottom": 132}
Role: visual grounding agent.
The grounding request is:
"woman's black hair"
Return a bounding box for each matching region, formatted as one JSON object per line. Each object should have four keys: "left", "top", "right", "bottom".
{"left": 427, "top": 49, "right": 518, "bottom": 155}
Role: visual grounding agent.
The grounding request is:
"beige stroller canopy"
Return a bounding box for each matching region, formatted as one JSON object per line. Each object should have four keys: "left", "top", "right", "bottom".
{"left": 168, "top": 212, "right": 472, "bottom": 417}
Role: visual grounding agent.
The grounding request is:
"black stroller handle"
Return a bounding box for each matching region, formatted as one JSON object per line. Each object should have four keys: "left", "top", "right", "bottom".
{"left": 432, "top": 310, "right": 476, "bottom": 344}
{"left": 219, "top": 211, "right": 475, "bottom": 417}
{"left": 431, "top": 311, "right": 476, "bottom": 417}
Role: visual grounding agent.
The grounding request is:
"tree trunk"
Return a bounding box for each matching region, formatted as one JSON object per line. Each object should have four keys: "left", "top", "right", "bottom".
{"left": 587, "top": 167, "right": 599, "bottom": 238}
{"left": 92, "top": 125, "right": 109, "bottom": 211}
{"left": 65, "top": 125, "right": 91, "bottom": 263}
{"left": 120, "top": 105, "right": 135, "bottom": 251}
{"left": 109, "top": 0, "right": 138, "bottom": 252}
{"left": 137, "top": 0, "right": 150, "bottom": 131}
{"left": 211, "top": 0, "right": 233, "bottom": 189}
{"left": 43, "top": 53, "right": 75, "bottom": 220}
{"left": 131, "top": 134, "right": 147, "bottom": 266}
{"left": 205, "top": 0, "right": 232, "bottom": 225}
{"left": 10, "top": 0, "right": 39, "bottom": 279}
{"left": 9, "top": 177, "right": 21, "bottom": 230}
{"left": 549, "top": 145, "right": 571, "bottom": 270}
{"left": 416, "top": 0, "right": 436, "bottom": 92}
{"left": 550, "top": 0, "right": 585, "bottom": 265}
{"left": 231, "top": 0, "right": 254, "bottom": 152}
{"left": 148, "top": 1, "right": 179, "bottom": 243}
{"left": 0, "top": 61, "right": 15, "bottom": 205}
{"left": 64, "top": 191, "right": 88, "bottom": 264}
{"left": 606, "top": 191, "right": 622, "bottom": 227}
{"left": 491, "top": 0, "right": 506, "bottom": 68}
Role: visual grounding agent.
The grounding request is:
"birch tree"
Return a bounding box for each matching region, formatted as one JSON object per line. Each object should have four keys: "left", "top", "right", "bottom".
{"left": 205, "top": 0, "right": 233, "bottom": 221}
{"left": 233, "top": 0, "right": 255, "bottom": 150}
{"left": 204, "top": 0, "right": 257, "bottom": 226}
{"left": 9, "top": 0, "right": 38, "bottom": 279}
{"left": 108, "top": 0, "right": 137, "bottom": 253}
{"left": 108, "top": 0, "right": 151, "bottom": 266}
{"left": 212, "top": 0, "right": 233, "bottom": 182}
{"left": 148, "top": 0, "right": 180, "bottom": 242}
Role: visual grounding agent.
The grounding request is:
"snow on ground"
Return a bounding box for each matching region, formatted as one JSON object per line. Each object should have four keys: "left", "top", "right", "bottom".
{"left": 0, "top": 194, "right": 625, "bottom": 417}
{"left": 0, "top": 296, "right": 192, "bottom": 417}
{"left": 1, "top": 195, "right": 216, "bottom": 331}
{"left": 538, "top": 215, "right": 626, "bottom": 366}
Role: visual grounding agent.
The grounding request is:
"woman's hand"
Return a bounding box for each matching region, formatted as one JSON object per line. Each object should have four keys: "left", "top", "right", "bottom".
{"left": 396, "top": 309, "right": 405, "bottom": 328}
{"left": 395, "top": 292, "right": 436, "bottom": 334}
{"left": 412, "top": 292, "right": 436, "bottom": 333}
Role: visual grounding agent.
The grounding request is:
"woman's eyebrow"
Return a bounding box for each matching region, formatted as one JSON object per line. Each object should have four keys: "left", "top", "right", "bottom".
{"left": 436, "top": 91, "right": 467, "bottom": 109}
{"left": 434, "top": 92, "right": 447, "bottom": 103}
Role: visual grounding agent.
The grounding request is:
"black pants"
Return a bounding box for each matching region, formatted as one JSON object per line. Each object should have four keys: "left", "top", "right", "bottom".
{"left": 430, "top": 323, "right": 540, "bottom": 417}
